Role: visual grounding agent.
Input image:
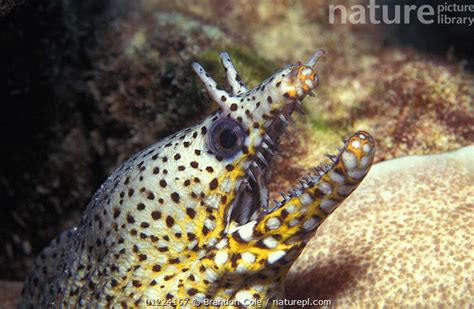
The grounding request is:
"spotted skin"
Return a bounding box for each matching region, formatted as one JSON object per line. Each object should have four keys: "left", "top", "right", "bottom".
{"left": 20, "top": 50, "right": 375, "bottom": 308}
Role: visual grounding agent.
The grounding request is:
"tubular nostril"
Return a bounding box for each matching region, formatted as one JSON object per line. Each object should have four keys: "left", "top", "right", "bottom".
{"left": 305, "top": 49, "right": 326, "bottom": 67}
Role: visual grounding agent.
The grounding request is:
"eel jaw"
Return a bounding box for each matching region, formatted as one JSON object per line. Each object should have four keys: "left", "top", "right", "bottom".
{"left": 226, "top": 51, "right": 326, "bottom": 228}
{"left": 228, "top": 100, "right": 302, "bottom": 226}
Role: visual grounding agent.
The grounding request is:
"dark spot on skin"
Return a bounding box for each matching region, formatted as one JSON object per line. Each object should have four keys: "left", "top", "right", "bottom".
{"left": 174, "top": 154, "right": 181, "bottom": 160}
{"left": 138, "top": 254, "right": 147, "bottom": 261}
{"left": 128, "top": 188, "right": 134, "bottom": 197}
{"left": 231, "top": 253, "right": 241, "bottom": 267}
{"left": 202, "top": 225, "right": 210, "bottom": 235}
{"left": 206, "top": 166, "right": 214, "bottom": 173}
{"left": 171, "top": 192, "right": 180, "bottom": 203}
{"left": 281, "top": 209, "right": 289, "bottom": 219}
{"left": 230, "top": 103, "right": 238, "bottom": 111}
{"left": 127, "top": 214, "right": 135, "bottom": 224}
{"left": 226, "top": 164, "right": 234, "bottom": 171}
{"left": 233, "top": 232, "right": 248, "bottom": 243}
{"left": 209, "top": 178, "right": 218, "bottom": 190}
{"left": 267, "top": 96, "right": 273, "bottom": 103}
{"left": 153, "top": 167, "right": 160, "bottom": 174}
{"left": 201, "top": 126, "right": 207, "bottom": 135}
{"left": 151, "top": 211, "right": 161, "bottom": 220}
{"left": 221, "top": 95, "right": 227, "bottom": 102}
{"left": 132, "top": 280, "right": 142, "bottom": 287}
{"left": 276, "top": 81, "right": 281, "bottom": 87}
{"left": 140, "top": 222, "right": 149, "bottom": 228}
{"left": 184, "top": 142, "right": 190, "bottom": 147}
{"left": 113, "top": 208, "right": 121, "bottom": 219}
{"left": 255, "top": 239, "right": 268, "bottom": 248}
{"left": 169, "top": 258, "right": 180, "bottom": 264}
{"left": 187, "top": 232, "right": 196, "bottom": 241}
{"left": 188, "top": 288, "right": 198, "bottom": 296}
{"left": 194, "top": 149, "right": 201, "bottom": 155}
{"left": 184, "top": 179, "right": 191, "bottom": 186}
{"left": 313, "top": 188, "right": 324, "bottom": 199}
{"left": 137, "top": 203, "right": 145, "bottom": 211}
{"left": 160, "top": 180, "right": 167, "bottom": 188}
{"left": 147, "top": 192, "right": 155, "bottom": 200}
{"left": 152, "top": 265, "right": 161, "bottom": 272}
{"left": 111, "top": 279, "right": 119, "bottom": 287}
{"left": 162, "top": 157, "right": 168, "bottom": 163}
{"left": 166, "top": 216, "right": 175, "bottom": 227}
{"left": 186, "top": 208, "right": 196, "bottom": 219}
{"left": 178, "top": 165, "right": 185, "bottom": 171}
{"left": 190, "top": 161, "right": 199, "bottom": 168}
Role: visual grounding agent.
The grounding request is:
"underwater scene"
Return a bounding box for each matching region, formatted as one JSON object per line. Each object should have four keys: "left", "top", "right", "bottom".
{"left": 0, "top": 0, "right": 472, "bottom": 308}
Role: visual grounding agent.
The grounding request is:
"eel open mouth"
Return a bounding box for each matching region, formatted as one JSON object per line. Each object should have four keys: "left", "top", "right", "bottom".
{"left": 229, "top": 99, "right": 309, "bottom": 225}
{"left": 227, "top": 51, "right": 327, "bottom": 227}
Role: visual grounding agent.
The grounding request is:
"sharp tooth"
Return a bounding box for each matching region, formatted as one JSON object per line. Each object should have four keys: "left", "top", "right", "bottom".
{"left": 242, "top": 179, "right": 252, "bottom": 190}
{"left": 326, "top": 154, "right": 337, "bottom": 162}
{"left": 257, "top": 152, "right": 268, "bottom": 166}
{"left": 263, "top": 134, "right": 274, "bottom": 146}
{"left": 247, "top": 169, "right": 257, "bottom": 182}
{"left": 279, "top": 192, "right": 287, "bottom": 201}
{"left": 313, "top": 166, "right": 325, "bottom": 176}
{"left": 262, "top": 143, "right": 275, "bottom": 155}
{"left": 298, "top": 179, "right": 308, "bottom": 189}
{"left": 278, "top": 114, "right": 289, "bottom": 125}
{"left": 252, "top": 162, "right": 261, "bottom": 172}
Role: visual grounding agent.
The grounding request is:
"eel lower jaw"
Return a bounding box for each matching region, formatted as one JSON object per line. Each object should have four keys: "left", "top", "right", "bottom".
{"left": 227, "top": 99, "right": 305, "bottom": 226}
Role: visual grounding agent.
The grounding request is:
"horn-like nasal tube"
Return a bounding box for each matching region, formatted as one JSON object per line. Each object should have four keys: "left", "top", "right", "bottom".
{"left": 306, "top": 49, "right": 326, "bottom": 67}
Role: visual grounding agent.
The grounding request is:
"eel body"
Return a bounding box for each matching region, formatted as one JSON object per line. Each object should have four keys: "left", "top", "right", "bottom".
{"left": 20, "top": 50, "right": 375, "bottom": 308}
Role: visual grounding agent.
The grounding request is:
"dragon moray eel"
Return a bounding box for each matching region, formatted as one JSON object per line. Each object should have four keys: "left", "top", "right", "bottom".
{"left": 20, "top": 50, "right": 375, "bottom": 308}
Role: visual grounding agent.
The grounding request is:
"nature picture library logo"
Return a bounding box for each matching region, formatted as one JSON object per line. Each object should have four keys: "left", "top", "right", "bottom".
{"left": 329, "top": 0, "right": 474, "bottom": 26}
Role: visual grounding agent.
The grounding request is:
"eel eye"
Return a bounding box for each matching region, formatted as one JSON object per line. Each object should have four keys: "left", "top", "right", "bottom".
{"left": 207, "top": 118, "right": 245, "bottom": 158}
